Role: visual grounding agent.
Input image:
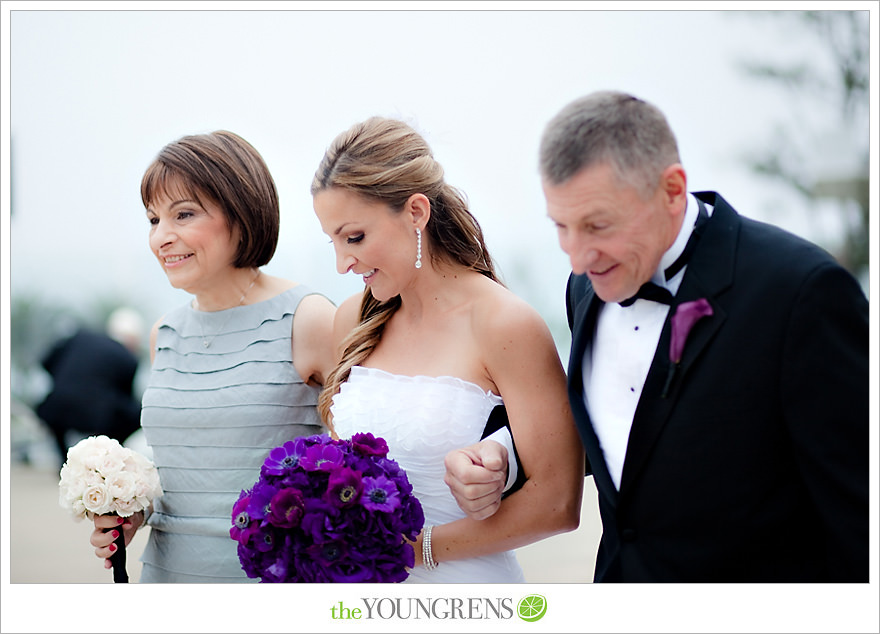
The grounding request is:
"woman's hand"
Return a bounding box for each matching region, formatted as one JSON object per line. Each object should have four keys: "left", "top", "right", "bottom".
{"left": 89, "top": 511, "right": 144, "bottom": 569}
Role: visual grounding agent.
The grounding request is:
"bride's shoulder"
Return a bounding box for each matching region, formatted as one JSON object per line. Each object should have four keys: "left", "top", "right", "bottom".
{"left": 471, "top": 277, "right": 547, "bottom": 339}
{"left": 470, "top": 280, "right": 559, "bottom": 381}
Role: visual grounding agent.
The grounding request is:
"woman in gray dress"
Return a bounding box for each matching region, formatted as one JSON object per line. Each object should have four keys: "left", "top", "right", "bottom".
{"left": 88, "top": 130, "right": 337, "bottom": 581}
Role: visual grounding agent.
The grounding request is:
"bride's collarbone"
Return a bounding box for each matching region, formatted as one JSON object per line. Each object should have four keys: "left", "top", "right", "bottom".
{"left": 371, "top": 325, "right": 475, "bottom": 363}
{"left": 364, "top": 341, "right": 490, "bottom": 388}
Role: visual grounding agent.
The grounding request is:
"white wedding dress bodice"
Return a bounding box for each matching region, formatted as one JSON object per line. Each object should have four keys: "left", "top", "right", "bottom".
{"left": 330, "top": 365, "right": 525, "bottom": 583}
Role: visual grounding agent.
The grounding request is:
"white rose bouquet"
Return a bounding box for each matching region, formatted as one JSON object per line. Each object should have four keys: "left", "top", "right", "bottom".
{"left": 58, "top": 435, "right": 162, "bottom": 582}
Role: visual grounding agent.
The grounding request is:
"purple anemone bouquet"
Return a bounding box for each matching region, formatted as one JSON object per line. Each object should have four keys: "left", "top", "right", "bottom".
{"left": 230, "top": 432, "right": 424, "bottom": 583}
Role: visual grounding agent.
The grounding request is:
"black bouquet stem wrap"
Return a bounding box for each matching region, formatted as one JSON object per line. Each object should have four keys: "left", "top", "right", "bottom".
{"left": 104, "top": 514, "right": 129, "bottom": 583}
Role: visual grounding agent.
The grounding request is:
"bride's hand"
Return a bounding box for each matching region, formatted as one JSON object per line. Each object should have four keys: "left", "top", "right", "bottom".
{"left": 444, "top": 441, "right": 508, "bottom": 520}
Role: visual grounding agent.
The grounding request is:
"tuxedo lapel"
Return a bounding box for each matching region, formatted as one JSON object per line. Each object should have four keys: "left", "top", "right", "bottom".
{"left": 566, "top": 275, "right": 620, "bottom": 503}
{"left": 618, "top": 192, "right": 738, "bottom": 493}
{"left": 566, "top": 274, "right": 596, "bottom": 383}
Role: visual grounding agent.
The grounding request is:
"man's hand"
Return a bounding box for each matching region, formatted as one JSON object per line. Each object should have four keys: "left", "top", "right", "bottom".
{"left": 444, "top": 440, "right": 509, "bottom": 520}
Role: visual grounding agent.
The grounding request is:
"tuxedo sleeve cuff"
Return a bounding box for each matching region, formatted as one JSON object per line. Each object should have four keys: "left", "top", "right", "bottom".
{"left": 484, "top": 427, "right": 518, "bottom": 493}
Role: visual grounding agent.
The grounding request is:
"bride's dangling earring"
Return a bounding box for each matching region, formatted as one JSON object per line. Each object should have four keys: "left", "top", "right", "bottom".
{"left": 415, "top": 228, "right": 422, "bottom": 269}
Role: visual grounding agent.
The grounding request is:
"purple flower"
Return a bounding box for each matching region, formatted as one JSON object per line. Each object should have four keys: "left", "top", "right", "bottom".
{"left": 254, "top": 526, "right": 278, "bottom": 553}
{"left": 361, "top": 475, "right": 401, "bottom": 513}
{"left": 397, "top": 496, "right": 425, "bottom": 540}
{"left": 300, "top": 498, "right": 343, "bottom": 544}
{"left": 374, "top": 457, "right": 406, "bottom": 487}
{"left": 264, "top": 557, "right": 290, "bottom": 583}
{"left": 307, "top": 540, "right": 348, "bottom": 564}
{"left": 229, "top": 492, "right": 252, "bottom": 543}
{"left": 662, "top": 298, "right": 714, "bottom": 398}
{"left": 670, "top": 298, "right": 714, "bottom": 363}
{"left": 262, "top": 440, "right": 306, "bottom": 476}
{"left": 351, "top": 432, "right": 389, "bottom": 458}
{"left": 268, "top": 488, "right": 305, "bottom": 528}
{"left": 237, "top": 542, "right": 263, "bottom": 579}
{"left": 292, "top": 554, "right": 332, "bottom": 583}
{"left": 279, "top": 469, "right": 312, "bottom": 490}
{"left": 374, "top": 545, "right": 415, "bottom": 582}
{"left": 326, "top": 467, "right": 363, "bottom": 508}
{"left": 247, "top": 481, "right": 279, "bottom": 522}
{"left": 328, "top": 559, "right": 375, "bottom": 583}
{"left": 299, "top": 443, "right": 344, "bottom": 472}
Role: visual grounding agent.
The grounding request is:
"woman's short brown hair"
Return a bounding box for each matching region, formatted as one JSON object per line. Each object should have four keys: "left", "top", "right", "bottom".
{"left": 141, "top": 130, "right": 280, "bottom": 268}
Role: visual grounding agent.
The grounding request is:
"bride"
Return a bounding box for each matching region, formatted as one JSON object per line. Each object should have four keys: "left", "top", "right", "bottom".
{"left": 311, "top": 116, "right": 584, "bottom": 582}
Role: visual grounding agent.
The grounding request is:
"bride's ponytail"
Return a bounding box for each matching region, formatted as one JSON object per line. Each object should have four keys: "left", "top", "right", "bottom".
{"left": 317, "top": 292, "right": 400, "bottom": 429}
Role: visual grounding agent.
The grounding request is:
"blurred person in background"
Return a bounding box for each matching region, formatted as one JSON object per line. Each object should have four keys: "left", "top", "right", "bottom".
{"left": 37, "top": 306, "right": 146, "bottom": 468}
{"left": 86, "top": 130, "right": 337, "bottom": 582}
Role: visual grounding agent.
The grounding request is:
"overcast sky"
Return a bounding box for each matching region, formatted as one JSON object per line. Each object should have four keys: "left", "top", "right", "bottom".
{"left": 5, "top": 6, "right": 871, "bottom": 342}
{"left": 2, "top": 3, "right": 877, "bottom": 632}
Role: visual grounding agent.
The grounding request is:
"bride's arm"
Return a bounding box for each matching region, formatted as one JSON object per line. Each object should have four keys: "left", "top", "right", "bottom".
{"left": 417, "top": 293, "right": 584, "bottom": 566}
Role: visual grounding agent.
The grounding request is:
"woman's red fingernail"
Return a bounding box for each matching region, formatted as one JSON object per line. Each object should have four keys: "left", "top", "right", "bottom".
{"left": 109, "top": 544, "right": 117, "bottom": 552}
{"left": 111, "top": 530, "right": 119, "bottom": 539}
{"left": 117, "top": 517, "right": 125, "bottom": 524}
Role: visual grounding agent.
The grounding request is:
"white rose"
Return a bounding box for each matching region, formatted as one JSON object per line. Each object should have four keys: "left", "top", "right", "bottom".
{"left": 70, "top": 498, "right": 88, "bottom": 521}
{"left": 113, "top": 496, "right": 142, "bottom": 517}
{"left": 59, "top": 482, "right": 81, "bottom": 508}
{"left": 58, "top": 473, "right": 81, "bottom": 500}
{"left": 126, "top": 452, "right": 154, "bottom": 476}
{"left": 63, "top": 470, "right": 103, "bottom": 499}
{"left": 59, "top": 461, "right": 89, "bottom": 488}
{"left": 64, "top": 438, "right": 92, "bottom": 464}
{"left": 58, "top": 465, "right": 98, "bottom": 513}
{"left": 106, "top": 470, "right": 137, "bottom": 502}
{"left": 127, "top": 452, "right": 163, "bottom": 500}
{"left": 124, "top": 451, "right": 148, "bottom": 470}
{"left": 146, "top": 470, "right": 163, "bottom": 500}
{"left": 87, "top": 435, "right": 118, "bottom": 453}
{"left": 82, "top": 483, "right": 112, "bottom": 515}
{"left": 131, "top": 479, "right": 150, "bottom": 501}
{"left": 58, "top": 485, "right": 73, "bottom": 509}
{"left": 68, "top": 435, "right": 117, "bottom": 467}
{"left": 96, "top": 447, "right": 128, "bottom": 478}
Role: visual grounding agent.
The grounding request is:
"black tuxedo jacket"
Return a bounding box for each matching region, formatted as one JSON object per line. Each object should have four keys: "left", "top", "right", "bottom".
{"left": 565, "top": 192, "right": 869, "bottom": 582}
{"left": 37, "top": 328, "right": 142, "bottom": 442}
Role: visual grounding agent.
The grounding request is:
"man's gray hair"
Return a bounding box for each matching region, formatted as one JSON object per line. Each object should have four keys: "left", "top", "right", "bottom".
{"left": 539, "top": 91, "right": 681, "bottom": 198}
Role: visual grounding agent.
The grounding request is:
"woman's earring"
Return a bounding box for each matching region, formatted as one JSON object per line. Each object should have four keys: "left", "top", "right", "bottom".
{"left": 415, "top": 228, "right": 422, "bottom": 269}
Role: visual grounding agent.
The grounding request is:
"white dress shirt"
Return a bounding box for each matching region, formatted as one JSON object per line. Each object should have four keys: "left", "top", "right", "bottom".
{"left": 583, "top": 194, "right": 708, "bottom": 490}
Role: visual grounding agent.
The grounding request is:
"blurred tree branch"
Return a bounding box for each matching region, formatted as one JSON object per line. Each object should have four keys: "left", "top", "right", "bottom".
{"left": 738, "top": 10, "right": 869, "bottom": 281}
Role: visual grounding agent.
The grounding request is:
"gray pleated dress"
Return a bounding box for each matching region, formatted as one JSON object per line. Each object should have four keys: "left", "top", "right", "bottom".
{"left": 139, "top": 285, "right": 326, "bottom": 582}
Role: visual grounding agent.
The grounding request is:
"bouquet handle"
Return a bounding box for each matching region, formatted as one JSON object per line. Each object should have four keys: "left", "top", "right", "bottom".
{"left": 104, "top": 515, "right": 129, "bottom": 583}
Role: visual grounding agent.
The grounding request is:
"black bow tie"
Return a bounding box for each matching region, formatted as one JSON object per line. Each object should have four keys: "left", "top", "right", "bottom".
{"left": 619, "top": 281, "right": 674, "bottom": 306}
{"left": 619, "top": 200, "right": 708, "bottom": 307}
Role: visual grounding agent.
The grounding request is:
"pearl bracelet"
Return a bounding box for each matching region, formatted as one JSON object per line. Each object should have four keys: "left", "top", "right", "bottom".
{"left": 422, "top": 525, "right": 438, "bottom": 570}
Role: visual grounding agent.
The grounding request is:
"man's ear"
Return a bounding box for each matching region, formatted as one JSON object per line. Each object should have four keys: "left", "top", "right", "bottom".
{"left": 660, "top": 163, "right": 688, "bottom": 215}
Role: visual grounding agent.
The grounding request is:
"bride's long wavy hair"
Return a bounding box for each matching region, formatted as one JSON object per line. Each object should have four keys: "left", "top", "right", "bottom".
{"left": 311, "top": 117, "right": 501, "bottom": 428}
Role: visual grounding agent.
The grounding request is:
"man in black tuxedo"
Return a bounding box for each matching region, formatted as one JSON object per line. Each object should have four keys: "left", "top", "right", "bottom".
{"left": 37, "top": 308, "right": 145, "bottom": 467}
{"left": 445, "top": 91, "right": 868, "bottom": 582}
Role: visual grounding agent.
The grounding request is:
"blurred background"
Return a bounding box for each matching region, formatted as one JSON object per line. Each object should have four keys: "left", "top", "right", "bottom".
{"left": 1, "top": 4, "right": 875, "bottom": 634}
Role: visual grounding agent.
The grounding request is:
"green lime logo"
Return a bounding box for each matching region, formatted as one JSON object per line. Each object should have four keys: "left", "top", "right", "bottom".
{"left": 517, "top": 594, "right": 547, "bottom": 622}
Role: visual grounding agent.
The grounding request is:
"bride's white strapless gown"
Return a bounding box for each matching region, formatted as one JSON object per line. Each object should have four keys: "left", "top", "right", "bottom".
{"left": 330, "top": 366, "right": 525, "bottom": 583}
